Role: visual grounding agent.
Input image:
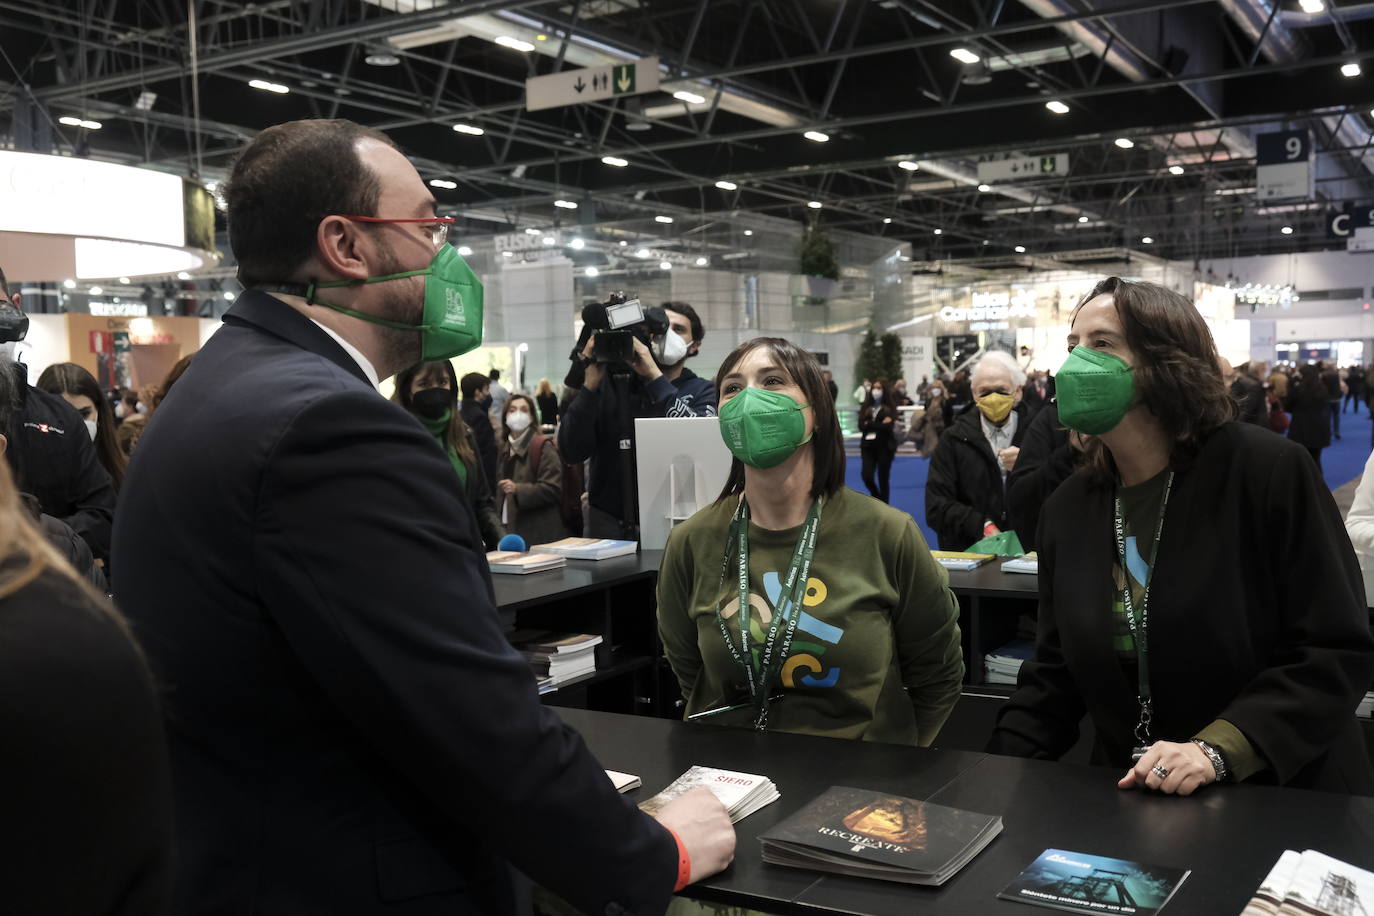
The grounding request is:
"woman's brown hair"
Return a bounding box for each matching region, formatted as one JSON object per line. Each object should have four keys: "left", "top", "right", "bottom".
{"left": 1073, "top": 277, "right": 1237, "bottom": 483}
{"left": 714, "top": 337, "right": 846, "bottom": 502}
{"left": 391, "top": 360, "right": 478, "bottom": 470}
{"left": 35, "top": 362, "right": 127, "bottom": 492}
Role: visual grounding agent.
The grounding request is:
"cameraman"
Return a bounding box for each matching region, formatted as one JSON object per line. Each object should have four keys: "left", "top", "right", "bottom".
{"left": 558, "top": 301, "right": 715, "bottom": 538}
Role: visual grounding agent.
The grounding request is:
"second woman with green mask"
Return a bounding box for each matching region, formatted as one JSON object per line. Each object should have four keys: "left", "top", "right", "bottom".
{"left": 657, "top": 337, "right": 964, "bottom": 744}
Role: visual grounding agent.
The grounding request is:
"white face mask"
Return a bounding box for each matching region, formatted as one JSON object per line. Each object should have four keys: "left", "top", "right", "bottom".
{"left": 653, "top": 330, "right": 689, "bottom": 366}
{"left": 114, "top": 402, "right": 126, "bottom": 419}
{"left": 871, "top": 389, "right": 884, "bottom": 402}
{"left": 84, "top": 419, "right": 98, "bottom": 441}
{"left": 506, "top": 410, "right": 533, "bottom": 434}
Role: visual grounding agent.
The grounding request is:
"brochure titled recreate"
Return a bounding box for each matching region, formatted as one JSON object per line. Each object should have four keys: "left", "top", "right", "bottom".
{"left": 759, "top": 785, "right": 1002, "bottom": 886}
{"left": 998, "top": 849, "right": 1191, "bottom": 915}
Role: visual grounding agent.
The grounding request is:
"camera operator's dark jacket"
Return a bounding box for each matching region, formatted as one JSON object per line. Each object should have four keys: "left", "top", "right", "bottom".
{"left": 557, "top": 369, "right": 717, "bottom": 525}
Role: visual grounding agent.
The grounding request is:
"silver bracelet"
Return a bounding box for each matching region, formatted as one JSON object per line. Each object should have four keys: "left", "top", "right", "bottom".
{"left": 1192, "top": 739, "right": 1230, "bottom": 783}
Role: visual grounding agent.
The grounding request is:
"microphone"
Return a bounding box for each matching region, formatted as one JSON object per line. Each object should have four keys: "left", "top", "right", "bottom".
{"left": 497, "top": 534, "right": 528, "bottom": 553}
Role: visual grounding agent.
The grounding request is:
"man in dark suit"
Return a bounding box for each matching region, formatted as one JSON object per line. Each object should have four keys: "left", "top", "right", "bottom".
{"left": 113, "top": 118, "right": 733, "bottom": 915}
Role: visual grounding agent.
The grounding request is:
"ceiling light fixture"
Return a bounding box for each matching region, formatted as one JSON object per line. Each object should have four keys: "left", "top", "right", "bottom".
{"left": 176, "top": 271, "right": 191, "bottom": 280}
{"left": 89, "top": 286, "right": 103, "bottom": 296}
{"left": 58, "top": 116, "right": 103, "bottom": 130}
{"left": 248, "top": 79, "right": 289, "bottom": 94}
{"left": 428, "top": 178, "right": 458, "bottom": 190}
{"left": 1169, "top": 165, "right": 1185, "bottom": 175}
{"left": 659, "top": 261, "right": 672, "bottom": 270}
{"left": 457, "top": 246, "right": 473, "bottom": 255}
{"left": 541, "top": 236, "right": 556, "bottom": 246}
{"left": 1045, "top": 100, "right": 1069, "bottom": 114}
{"left": 525, "top": 227, "right": 541, "bottom": 235}
{"left": 502, "top": 251, "right": 513, "bottom": 258}
{"left": 1114, "top": 137, "right": 1135, "bottom": 149}
{"left": 882, "top": 218, "right": 893, "bottom": 224}
{"left": 898, "top": 160, "right": 920, "bottom": 171}
{"left": 1013, "top": 246, "right": 1026, "bottom": 254}
{"left": 949, "top": 48, "right": 981, "bottom": 64}
{"left": 554, "top": 199, "right": 578, "bottom": 209}
{"left": 1078, "top": 216, "right": 1090, "bottom": 223}
{"left": 977, "top": 183, "right": 991, "bottom": 192}
{"left": 1342, "top": 62, "right": 1362, "bottom": 77}
{"left": 569, "top": 238, "right": 586, "bottom": 250}
{"left": 803, "top": 130, "right": 830, "bottom": 143}
{"left": 602, "top": 156, "right": 629, "bottom": 167}
{"left": 452, "top": 123, "right": 485, "bottom": 136}
{"left": 655, "top": 215, "right": 674, "bottom": 223}
{"left": 585, "top": 266, "right": 599, "bottom": 278}
{"left": 672, "top": 90, "right": 706, "bottom": 104}
{"left": 223, "top": 290, "right": 236, "bottom": 301}
{"left": 695, "top": 257, "right": 708, "bottom": 266}
{"left": 743, "top": 229, "right": 753, "bottom": 236}
{"left": 715, "top": 180, "right": 738, "bottom": 191}
{"left": 1299, "top": 0, "right": 1324, "bottom": 10}
{"left": 636, "top": 248, "right": 650, "bottom": 258}
{"left": 1141, "top": 236, "right": 1154, "bottom": 244}
{"left": 807, "top": 200, "right": 823, "bottom": 209}
{"left": 365, "top": 51, "right": 401, "bottom": 67}
{"left": 495, "top": 36, "right": 535, "bottom": 52}
{"left": 1281, "top": 225, "right": 1294, "bottom": 235}
{"left": 62, "top": 279, "right": 76, "bottom": 289}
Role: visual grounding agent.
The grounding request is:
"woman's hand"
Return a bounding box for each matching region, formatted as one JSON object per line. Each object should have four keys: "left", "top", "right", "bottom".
{"left": 497, "top": 479, "right": 517, "bottom": 495}
{"left": 1118, "top": 741, "right": 1216, "bottom": 796}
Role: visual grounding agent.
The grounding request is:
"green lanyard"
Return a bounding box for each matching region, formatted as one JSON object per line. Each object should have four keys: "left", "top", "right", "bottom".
{"left": 714, "top": 496, "right": 822, "bottom": 731}
{"left": 1112, "top": 470, "right": 1174, "bottom": 753}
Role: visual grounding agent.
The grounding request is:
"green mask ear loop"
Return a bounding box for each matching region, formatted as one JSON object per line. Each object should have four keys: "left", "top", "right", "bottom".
{"left": 304, "top": 267, "right": 436, "bottom": 332}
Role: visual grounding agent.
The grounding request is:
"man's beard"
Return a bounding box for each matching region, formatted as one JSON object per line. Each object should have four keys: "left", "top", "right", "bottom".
{"left": 372, "top": 242, "right": 426, "bottom": 373}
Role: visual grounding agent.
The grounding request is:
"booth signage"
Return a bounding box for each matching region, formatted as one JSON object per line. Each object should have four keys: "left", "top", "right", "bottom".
{"left": 1255, "top": 129, "right": 1312, "bottom": 202}
{"left": 526, "top": 56, "right": 660, "bottom": 111}
{"left": 976, "top": 154, "right": 1069, "bottom": 183}
{"left": 939, "top": 290, "right": 1037, "bottom": 325}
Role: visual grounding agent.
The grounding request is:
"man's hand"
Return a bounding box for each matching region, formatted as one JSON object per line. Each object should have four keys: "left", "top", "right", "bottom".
{"left": 496, "top": 479, "right": 516, "bottom": 495}
{"left": 650, "top": 787, "right": 736, "bottom": 885}
{"left": 628, "top": 336, "right": 663, "bottom": 382}
{"left": 581, "top": 340, "right": 605, "bottom": 391}
{"left": 882, "top": 415, "right": 893, "bottom": 424}
{"left": 998, "top": 446, "right": 1020, "bottom": 472}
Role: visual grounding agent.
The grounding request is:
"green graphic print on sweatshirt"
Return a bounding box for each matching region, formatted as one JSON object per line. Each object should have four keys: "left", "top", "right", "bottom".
{"left": 657, "top": 486, "right": 964, "bottom": 746}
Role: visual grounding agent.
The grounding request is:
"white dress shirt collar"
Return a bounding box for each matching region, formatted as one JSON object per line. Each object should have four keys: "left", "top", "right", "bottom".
{"left": 308, "top": 319, "right": 381, "bottom": 390}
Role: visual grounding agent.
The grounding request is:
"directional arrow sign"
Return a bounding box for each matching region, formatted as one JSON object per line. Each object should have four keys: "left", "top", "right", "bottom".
{"left": 526, "top": 56, "right": 660, "bottom": 112}
{"left": 976, "top": 153, "right": 1070, "bottom": 184}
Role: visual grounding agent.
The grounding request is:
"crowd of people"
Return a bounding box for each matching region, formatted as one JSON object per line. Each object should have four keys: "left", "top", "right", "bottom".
{"left": 1, "top": 117, "right": 1371, "bottom": 915}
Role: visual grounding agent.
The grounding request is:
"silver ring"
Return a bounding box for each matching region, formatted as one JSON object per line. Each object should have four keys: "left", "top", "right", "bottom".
{"left": 1151, "top": 764, "right": 1170, "bottom": 779}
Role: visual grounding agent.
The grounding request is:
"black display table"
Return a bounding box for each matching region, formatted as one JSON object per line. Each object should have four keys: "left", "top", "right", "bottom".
{"left": 558, "top": 708, "right": 1374, "bottom": 916}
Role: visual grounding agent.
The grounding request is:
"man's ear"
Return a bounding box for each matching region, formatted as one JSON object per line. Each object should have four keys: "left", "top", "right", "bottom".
{"left": 9, "top": 292, "right": 19, "bottom": 309}
{"left": 0, "top": 432, "right": 8, "bottom": 459}
{"left": 313, "top": 216, "right": 370, "bottom": 281}
{"left": 688, "top": 341, "right": 700, "bottom": 358}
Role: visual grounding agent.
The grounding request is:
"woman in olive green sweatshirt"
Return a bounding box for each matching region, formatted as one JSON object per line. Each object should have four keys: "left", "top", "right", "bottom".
{"left": 656, "top": 337, "right": 964, "bottom": 746}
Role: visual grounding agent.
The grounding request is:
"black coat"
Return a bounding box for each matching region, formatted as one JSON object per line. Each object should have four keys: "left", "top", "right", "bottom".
{"left": 536, "top": 391, "right": 559, "bottom": 427}
{"left": 989, "top": 423, "right": 1374, "bottom": 793}
{"left": 7, "top": 380, "right": 117, "bottom": 561}
{"left": 460, "top": 398, "right": 499, "bottom": 497}
{"left": 858, "top": 403, "right": 899, "bottom": 455}
{"left": 925, "top": 403, "right": 1029, "bottom": 549}
{"left": 1231, "top": 374, "right": 1267, "bottom": 426}
{"left": 1286, "top": 381, "right": 1332, "bottom": 449}
{"left": 0, "top": 569, "right": 172, "bottom": 914}
{"left": 112, "top": 292, "right": 676, "bottom": 916}
{"left": 1005, "top": 402, "right": 1080, "bottom": 552}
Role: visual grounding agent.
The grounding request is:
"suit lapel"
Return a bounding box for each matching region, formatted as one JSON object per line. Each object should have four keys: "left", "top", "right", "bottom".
{"left": 222, "top": 290, "right": 374, "bottom": 388}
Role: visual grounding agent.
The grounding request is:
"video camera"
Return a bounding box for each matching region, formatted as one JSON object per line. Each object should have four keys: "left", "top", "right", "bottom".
{"left": 567, "top": 292, "right": 669, "bottom": 382}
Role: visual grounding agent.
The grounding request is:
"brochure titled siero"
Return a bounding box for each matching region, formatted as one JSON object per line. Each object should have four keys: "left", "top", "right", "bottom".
{"left": 998, "top": 848, "right": 1191, "bottom": 915}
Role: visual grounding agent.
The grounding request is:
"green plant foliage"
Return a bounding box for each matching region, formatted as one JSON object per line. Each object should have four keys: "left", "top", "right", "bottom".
{"left": 854, "top": 327, "right": 882, "bottom": 389}
{"left": 797, "top": 217, "right": 840, "bottom": 280}
{"left": 880, "top": 332, "right": 904, "bottom": 382}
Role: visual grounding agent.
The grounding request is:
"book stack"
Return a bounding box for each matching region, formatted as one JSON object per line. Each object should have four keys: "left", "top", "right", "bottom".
{"left": 533, "top": 537, "right": 638, "bottom": 560}
{"left": 984, "top": 639, "right": 1035, "bottom": 686}
{"left": 759, "top": 786, "right": 1002, "bottom": 886}
{"left": 999, "top": 848, "right": 1189, "bottom": 914}
{"left": 485, "top": 551, "right": 566, "bottom": 575}
{"left": 605, "top": 770, "right": 641, "bottom": 793}
{"left": 639, "top": 766, "right": 779, "bottom": 824}
{"left": 1240, "top": 849, "right": 1374, "bottom": 915}
{"left": 511, "top": 631, "right": 602, "bottom": 688}
{"left": 1358, "top": 691, "right": 1373, "bottom": 718}
{"left": 1001, "top": 552, "right": 1039, "bottom": 575}
{"left": 931, "top": 550, "right": 996, "bottom": 571}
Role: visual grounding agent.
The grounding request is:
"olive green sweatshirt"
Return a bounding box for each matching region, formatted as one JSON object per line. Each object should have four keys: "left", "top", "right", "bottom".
{"left": 657, "top": 486, "right": 964, "bottom": 746}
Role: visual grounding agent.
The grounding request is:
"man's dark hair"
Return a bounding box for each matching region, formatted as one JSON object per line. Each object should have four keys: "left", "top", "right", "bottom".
{"left": 0, "top": 266, "right": 9, "bottom": 298}
{"left": 713, "top": 337, "right": 844, "bottom": 502}
{"left": 663, "top": 301, "right": 704, "bottom": 344}
{"left": 224, "top": 119, "right": 397, "bottom": 287}
{"left": 1072, "top": 277, "right": 1237, "bottom": 483}
{"left": 489, "top": 369, "right": 500, "bottom": 381}
{"left": 460, "top": 371, "right": 489, "bottom": 401}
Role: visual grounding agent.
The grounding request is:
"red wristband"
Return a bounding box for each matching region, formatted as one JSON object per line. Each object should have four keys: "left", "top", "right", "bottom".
{"left": 664, "top": 826, "right": 692, "bottom": 892}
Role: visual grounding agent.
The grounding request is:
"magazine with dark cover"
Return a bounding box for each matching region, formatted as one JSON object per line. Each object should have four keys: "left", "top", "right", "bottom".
{"left": 759, "top": 785, "right": 1002, "bottom": 886}
{"left": 998, "top": 848, "right": 1191, "bottom": 915}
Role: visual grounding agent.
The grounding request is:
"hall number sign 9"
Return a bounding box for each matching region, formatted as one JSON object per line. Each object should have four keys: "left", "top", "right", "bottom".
{"left": 1257, "top": 130, "right": 1311, "bottom": 166}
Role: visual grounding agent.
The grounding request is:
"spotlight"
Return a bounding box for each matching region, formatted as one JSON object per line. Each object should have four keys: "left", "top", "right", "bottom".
{"left": 655, "top": 215, "right": 674, "bottom": 223}
{"left": 1078, "top": 216, "right": 1089, "bottom": 223}
{"left": 1169, "top": 165, "right": 1185, "bottom": 175}
{"left": 695, "top": 257, "right": 708, "bottom": 266}
{"left": 428, "top": 179, "right": 458, "bottom": 190}
{"left": 949, "top": 48, "right": 980, "bottom": 64}
{"left": 495, "top": 36, "right": 535, "bottom": 52}
{"left": 1141, "top": 236, "right": 1154, "bottom": 244}
{"left": 803, "top": 130, "right": 830, "bottom": 143}
{"left": 807, "top": 201, "right": 823, "bottom": 209}
{"left": 715, "top": 180, "right": 738, "bottom": 191}
{"left": 882, "top": 218, "right": 892, "bottom": 224}
{"left": 1281, "top": 226, "right": 1294, "bottom": 235}
{"left": 1013, "top": 246, "right": 1026, "bottom": 253}
{"left": 898, "top": 160, "right": 919, "bottom": 171}
{"left": 1114, "top": 137, "right": 1135, "bottom": 149}
{"left": 672, "top": 90, "right": 706, "bottom": 104}
{"left": 1342, "top": 62, "right": 1362, "bottom": 77}
{"left": 659, "top": 261, "right": 672, "bottom": 270}
{"left": 977, "top": 184, "right": 991, "bottom": 192}
{"left": 554, "top": 199, "right": 578, "bottom": 209}
{"left": 457, "top": 246, "right": 473, "bottom": 255}
{"left": 63, "top": 279, "right": 76, "bottom": 289}
{"left": 248, "top": 79, "right": 289, "bottom": 94}
{"left": 1045, "top": 100, "right": 1069, "bottom": 114}
{"left": 636, "top": 248, "right": 650, "bottom": 258}
{"left": 453, "top": 123, "right": 485, "bottom": 136}
{"left": 585, "top": 266, "right": 599, "bottom": 278}
{"left": 601, "top": 156, "right": 629, "bottom": 167}
{"left": 569, "top": 238, "right": 586, "bottom": 250}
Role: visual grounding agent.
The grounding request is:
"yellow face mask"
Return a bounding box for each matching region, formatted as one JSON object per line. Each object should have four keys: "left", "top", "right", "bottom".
{"left": 976, "top": 392, "right": 1015, "bottom": 424}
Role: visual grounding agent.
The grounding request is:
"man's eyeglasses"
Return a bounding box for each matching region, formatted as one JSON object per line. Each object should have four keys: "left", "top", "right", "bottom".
{"left": 339, "top": 215, "right": 455, "bottom": 249}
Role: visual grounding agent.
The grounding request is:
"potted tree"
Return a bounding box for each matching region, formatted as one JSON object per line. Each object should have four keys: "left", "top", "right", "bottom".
{"left": 798, "top": 217, "right": 840, "bottom": 301}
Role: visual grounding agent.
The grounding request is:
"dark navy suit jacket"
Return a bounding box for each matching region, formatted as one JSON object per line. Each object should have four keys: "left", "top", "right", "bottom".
{"left": 113, "top": 291, "right": 676, "bottom": 915}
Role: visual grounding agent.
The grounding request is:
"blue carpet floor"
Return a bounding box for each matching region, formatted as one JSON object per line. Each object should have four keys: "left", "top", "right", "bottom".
{"left": 845, "top": 410, "right": 1373, "bottom": 549}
